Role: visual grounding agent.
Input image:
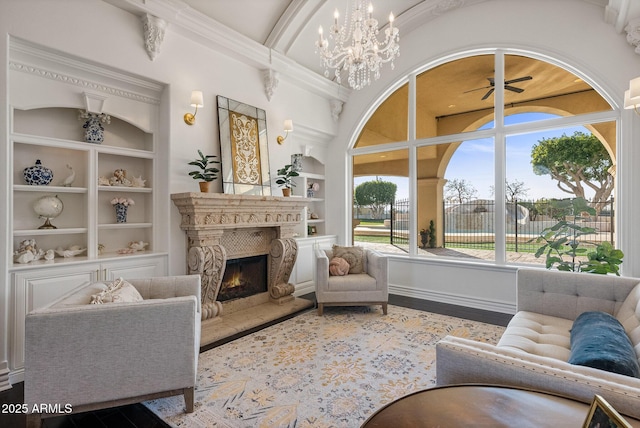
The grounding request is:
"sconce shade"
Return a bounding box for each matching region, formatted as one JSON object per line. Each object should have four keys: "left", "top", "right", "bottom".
{"left": 629, "top": 77, "right": 640, "bottom": 99}
{"left": 277, "top": 119, "right": 293, "bottom": 144}
{"left": 184, "top": 90, "right": 203, "bottom": 125}
{"left": 625, "top": 77, "right": 640, "bottom": 116}
{"left": 624, "top": 90, "right": 640, "bottom": 109}
{"left": 190, "top": 90, "right": 204, "bottom": 108}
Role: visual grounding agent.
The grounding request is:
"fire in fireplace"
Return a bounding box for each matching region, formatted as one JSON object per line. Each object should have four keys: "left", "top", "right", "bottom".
{"left": 218, "top": 255, "right": 268, "bottom": 302}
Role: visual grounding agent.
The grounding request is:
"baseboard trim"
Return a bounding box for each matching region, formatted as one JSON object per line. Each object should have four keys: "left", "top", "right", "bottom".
{"left": 389, "top": 284, "right": 516, "bottom": 315}
{"left": 0, "top": 365, "right": 11, "bottom": 392}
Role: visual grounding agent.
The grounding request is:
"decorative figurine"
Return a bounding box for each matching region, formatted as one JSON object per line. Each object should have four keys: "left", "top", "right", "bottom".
{"left": 58, "top": 164, "right": 76, "bottom": 187}
{"left": 128, "top": 241, "right": 149, "bottom": 251}
{"left": 13, "top": 239, "right": 44, "bottom": 264}
{"left": 131, "top": 175, "right": 146, "bottom": 188}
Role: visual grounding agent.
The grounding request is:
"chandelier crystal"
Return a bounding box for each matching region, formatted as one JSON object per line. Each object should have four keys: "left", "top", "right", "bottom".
{"left": 315, "top": 0, "right": 400, "bottom": 90}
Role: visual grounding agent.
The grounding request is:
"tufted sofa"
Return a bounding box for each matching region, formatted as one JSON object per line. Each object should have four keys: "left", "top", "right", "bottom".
{"left": 436, "top": 268, "right": 640, "bottom": 419}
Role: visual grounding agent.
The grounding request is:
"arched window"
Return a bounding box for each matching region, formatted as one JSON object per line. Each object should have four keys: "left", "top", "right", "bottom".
{"left": 350, "top": 51, "right": 617, "bottom": 266}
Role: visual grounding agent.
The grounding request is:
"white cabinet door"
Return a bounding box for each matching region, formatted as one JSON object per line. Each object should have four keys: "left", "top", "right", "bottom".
{"left": 294, "top": 240, "right": 315, "bottom": 285}
{"left": 11, "top": 265, "right": 98, "bottom": 371}
{"left": 101, "top": 254, "right": 167, "bottom": 280}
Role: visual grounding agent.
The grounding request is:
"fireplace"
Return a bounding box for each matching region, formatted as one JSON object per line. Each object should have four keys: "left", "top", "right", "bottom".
{"left": 219, "top": 255, "right": 267, "bottom": 302}
{"left": 171, "top": 193, "right": 313, "bottom": 343}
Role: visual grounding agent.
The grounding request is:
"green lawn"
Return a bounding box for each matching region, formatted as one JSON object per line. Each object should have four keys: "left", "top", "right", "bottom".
{"left": 354, "top": 235, "right": 392, "bottom": 244}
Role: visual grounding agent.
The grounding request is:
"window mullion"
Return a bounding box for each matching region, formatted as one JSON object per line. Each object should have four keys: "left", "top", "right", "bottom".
{"left": 495, "top": 51, "right": 506, "bottom": 264}
{"left": 408, "top": 73, "right": 418, "bottom": 255}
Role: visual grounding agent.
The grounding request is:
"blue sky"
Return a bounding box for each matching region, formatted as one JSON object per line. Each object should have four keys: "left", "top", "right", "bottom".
{"left": 355, "top": 113, "right": 596, "bottom": 201}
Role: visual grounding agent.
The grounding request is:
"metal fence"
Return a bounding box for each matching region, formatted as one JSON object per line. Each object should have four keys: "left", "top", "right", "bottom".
{"left": 442, "top": 198, "right": 614, "bottom": 251}
{"left": 390, "top": 198, "right": 410, "bottom": 250}
{"left": 378, "top": 197, "right": 614, "bottom": 257}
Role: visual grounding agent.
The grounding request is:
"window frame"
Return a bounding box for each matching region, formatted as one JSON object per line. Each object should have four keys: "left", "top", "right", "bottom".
{"left": 347, "top": 49, "right": 620, "bottom": 264}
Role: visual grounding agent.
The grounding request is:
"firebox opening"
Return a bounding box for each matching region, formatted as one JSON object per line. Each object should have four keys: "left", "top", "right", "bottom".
{"left": 219, "top": 254, "right": 268, "bottom": 302}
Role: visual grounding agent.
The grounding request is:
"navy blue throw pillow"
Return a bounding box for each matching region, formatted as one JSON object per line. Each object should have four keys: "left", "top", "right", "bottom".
{"left": 569, "top": 311, "right": 640, "bottom": 378}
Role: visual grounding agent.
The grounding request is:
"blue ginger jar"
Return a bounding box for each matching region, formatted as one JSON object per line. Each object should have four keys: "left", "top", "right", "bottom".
{"left": 23, "top": 159, "right": 53, "bottom": 185}
{"left": 79, "top": 111, "right": 110, "bottom": 144}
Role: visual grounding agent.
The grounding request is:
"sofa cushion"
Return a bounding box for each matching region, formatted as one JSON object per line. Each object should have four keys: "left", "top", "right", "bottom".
{"left": 615, "top": 282, "right": 640, "bottom": 359}
{"left": 328, "top": 273, "right": 377, "bottom": 291}
{"left": 332, "top": 245, "right": 365, "bottom": 274}
{"left": 497, "top": 311, "right": 572, "bottom": 360}
{"left": 569, "top": 311, "right": 640, "bottom": 378}
{"left": 90, "top": 278, "right": 143, "bottom": 304}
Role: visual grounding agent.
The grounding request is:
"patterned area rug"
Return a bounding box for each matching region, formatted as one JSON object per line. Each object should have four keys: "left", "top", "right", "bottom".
{"left": 144, "top": 305, "right": 505, "bottom": 428}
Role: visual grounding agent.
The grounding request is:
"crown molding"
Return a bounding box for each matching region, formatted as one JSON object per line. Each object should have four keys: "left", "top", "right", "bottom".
{"left": 103, "top": 0, "right": 349, "bottom": 103}
{"left": 9, "top": 37, "right": 163, "bottom": 104}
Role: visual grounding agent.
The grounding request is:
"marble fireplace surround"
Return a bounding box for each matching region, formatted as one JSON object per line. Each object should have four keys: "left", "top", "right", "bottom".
{"left": 171, "top": 193, "right": 313, "bottom": 345}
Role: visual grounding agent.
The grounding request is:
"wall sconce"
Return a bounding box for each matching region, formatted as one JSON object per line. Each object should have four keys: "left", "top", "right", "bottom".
{"left": 624, "top": 77, "right": 640, "bottom": 116}
{"left": 277, "top": 119, "right": 293, "bottom": 144}
{"left": 184, "top": 90, "right": 203, "bottom": 125}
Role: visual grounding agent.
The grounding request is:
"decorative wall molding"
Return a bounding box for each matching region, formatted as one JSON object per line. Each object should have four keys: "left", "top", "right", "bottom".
{"left": 103, "top": 0, "right": 350, "bottom": 104}
{"left": 9, "top": 61, "right": 161, "bottom": 105}
{"left": 262, "top": 68, "right": 279, "bottom": 101}
{"left": 330, "top": 99, "right": 344, "bottom": 122}
{"left": 141, "top": 13, "right": 167, "bottom": 61}
{"left": 625, "top": 17, "right": 640, "bottom": 54}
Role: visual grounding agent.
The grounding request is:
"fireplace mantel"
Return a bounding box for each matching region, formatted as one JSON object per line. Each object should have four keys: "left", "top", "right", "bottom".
{"left": 171, "top": 192, "right": 312, "bottom": 343}
{"left": 171, "top": 192, "right": 307, "bottom": 235}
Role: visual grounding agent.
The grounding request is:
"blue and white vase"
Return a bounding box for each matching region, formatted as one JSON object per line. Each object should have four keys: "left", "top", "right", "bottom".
{"left": 291, "top": 153, "right": 303, "bottom": 172}
{"left": 82, "top": 114, "right": 106, "bottom": 144}
{"left": 23, "top": 159, "right": 53, "bottom": 185}
{"left": 114, "top": 203, "right": 128, "bottom": 223}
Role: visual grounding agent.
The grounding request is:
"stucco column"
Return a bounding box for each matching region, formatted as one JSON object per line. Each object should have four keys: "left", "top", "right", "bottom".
{"left": 418, "top": 178, "right": 447, "bottom": 247}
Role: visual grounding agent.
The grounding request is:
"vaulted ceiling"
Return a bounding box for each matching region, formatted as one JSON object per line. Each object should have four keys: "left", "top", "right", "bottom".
{"left": 107, "top": 0, "right": 640, "bottom": 91}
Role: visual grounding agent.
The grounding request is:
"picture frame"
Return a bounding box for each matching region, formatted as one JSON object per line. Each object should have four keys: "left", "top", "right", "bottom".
{"left": 583, "top": 395, "right": 632, "bottom": 428}
{"left": 308, "top": 225, "right": 317, "bottom": 236}
{"left": 217, "top": 96, "right": 271, "bottom": 195}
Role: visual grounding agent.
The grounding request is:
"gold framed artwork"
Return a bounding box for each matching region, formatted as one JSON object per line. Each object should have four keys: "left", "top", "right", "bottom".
{"left": 582, "top": 395, "right": 632, "bottom": 428}
{"left": 217, "top": 96, "right": 271, "bottom": 195}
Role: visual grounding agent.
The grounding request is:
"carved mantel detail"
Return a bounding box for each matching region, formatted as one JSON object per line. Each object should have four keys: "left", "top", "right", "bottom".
{"left": 172, "top": 193, "right": 307, "bottom": 320}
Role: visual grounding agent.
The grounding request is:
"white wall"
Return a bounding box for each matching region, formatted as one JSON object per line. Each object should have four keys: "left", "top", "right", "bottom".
{"left": 326, "top": 0, "right": 640, "bottom": 311}
{"left": 0, "top": 0, "right": 337, "bottom": 388}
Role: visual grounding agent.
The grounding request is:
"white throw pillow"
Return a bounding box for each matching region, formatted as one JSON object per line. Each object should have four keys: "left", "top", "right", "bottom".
{"left": 90, "top": 277, "right": 143, "bottom": 304}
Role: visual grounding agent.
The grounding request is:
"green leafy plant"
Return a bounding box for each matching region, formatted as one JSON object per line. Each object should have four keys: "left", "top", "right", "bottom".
{"left": 531, "top": 197, "right": 623, "bottom": 275}
{"left": 275, "top": 164, "right": 299, "bottom": 188}
{"left": 428, "top": 220, "right": 437, "bottom": 248}
{"left": 188, "top": 150, "right": 220, "bottom": 182}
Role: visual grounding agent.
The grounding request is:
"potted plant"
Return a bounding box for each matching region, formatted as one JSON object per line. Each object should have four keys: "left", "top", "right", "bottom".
{"left": 275, "top": 164, "right": 299, "bottom": 196}
{"left": 531, "top": 197, "right": 624, "bottom": 275}
{"left": 188, "top": 150, "right": 220, "bottom": 192}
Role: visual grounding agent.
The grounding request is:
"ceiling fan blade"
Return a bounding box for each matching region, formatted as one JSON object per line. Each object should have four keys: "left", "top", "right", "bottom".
{"left": 463, "top": 85, "right": 492, "bottom": 94}
{"left": 505, "top": 85, "right": 524, "bottom": 93}
{"left": 505, "top": 76, "right": 532, "bottom": 85}
{"left": 481, "top": 88, "right": 494, "bottom": 100}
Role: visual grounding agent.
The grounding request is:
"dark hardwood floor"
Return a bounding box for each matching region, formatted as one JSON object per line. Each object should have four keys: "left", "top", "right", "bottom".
{"left": 0, "top": 293, "right": 511, "bottom": 428}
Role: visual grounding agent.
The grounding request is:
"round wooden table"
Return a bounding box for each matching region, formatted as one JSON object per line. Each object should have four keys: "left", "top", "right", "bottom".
{"left": 361, "top": 384, "right": 640, "bottom": 428}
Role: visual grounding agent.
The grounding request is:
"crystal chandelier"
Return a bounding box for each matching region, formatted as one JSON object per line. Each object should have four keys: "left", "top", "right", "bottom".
{"left": 315, "top": 1, "right": 400, "bottom": 90}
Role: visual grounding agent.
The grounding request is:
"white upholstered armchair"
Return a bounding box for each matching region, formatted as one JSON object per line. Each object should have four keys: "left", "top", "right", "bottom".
{"left": 24, "top": 275, "right": 201, "bottom": 428}
{"left": 315, "top": 246, "right": 388, "bottom": 315}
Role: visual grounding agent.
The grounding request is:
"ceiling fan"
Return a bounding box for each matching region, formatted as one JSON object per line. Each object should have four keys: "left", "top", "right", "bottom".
{"left": 465, "top": 76, "right": 533, "bottom": 100}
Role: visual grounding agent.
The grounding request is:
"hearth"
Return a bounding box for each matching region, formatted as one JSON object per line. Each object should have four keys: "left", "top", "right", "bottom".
{"left": 219, "top": 255, "right": 267, "bottom": 302}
